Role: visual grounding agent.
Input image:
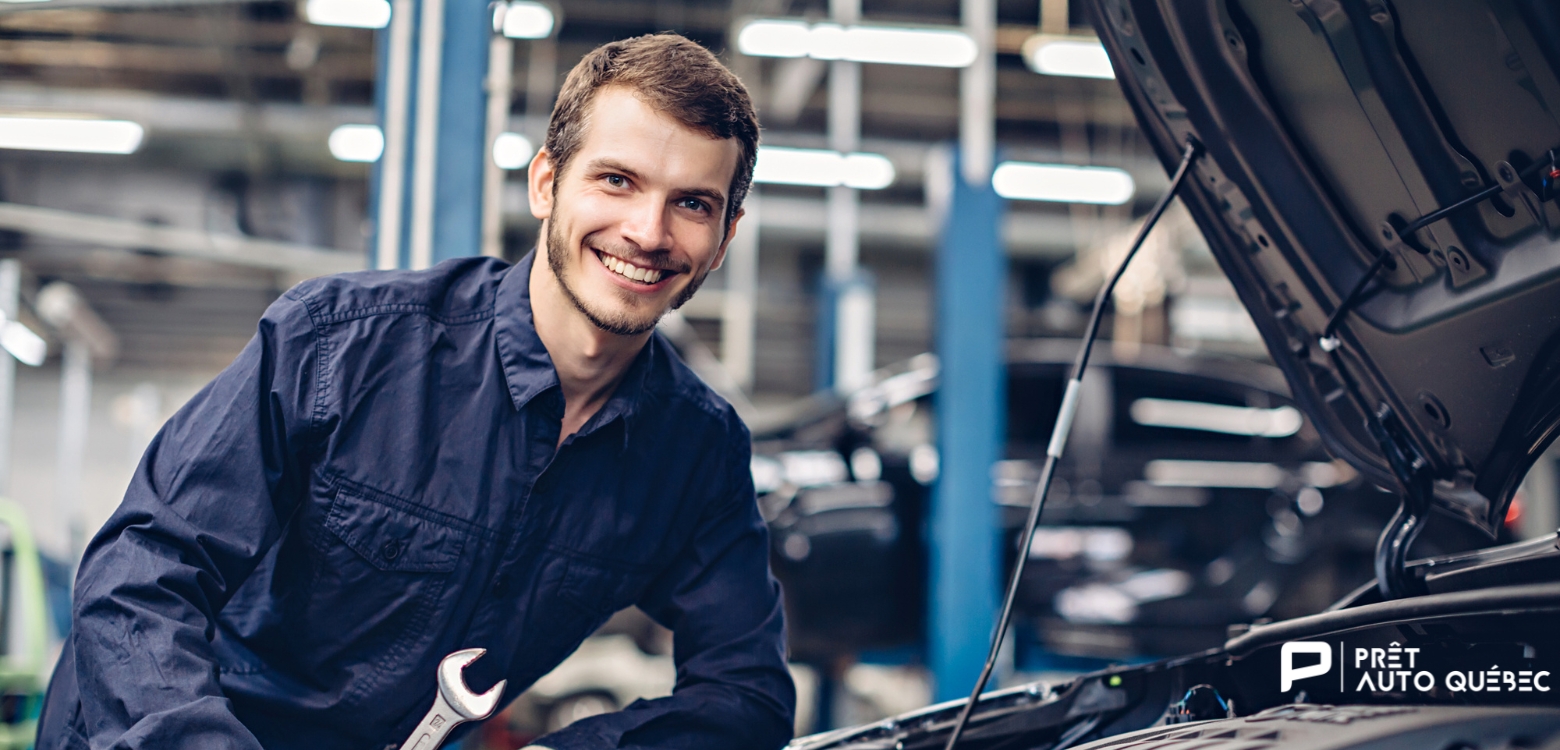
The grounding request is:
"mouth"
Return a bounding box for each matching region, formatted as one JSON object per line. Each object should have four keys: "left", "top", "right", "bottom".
{"left": 593, "top": 248, "right": 673, "bottom": 288}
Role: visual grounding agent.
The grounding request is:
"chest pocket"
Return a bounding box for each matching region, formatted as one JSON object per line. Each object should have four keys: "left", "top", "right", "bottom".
{"left": 326, "top": 488, "right": 466, "bottom": 572}
{"left": 299, "top": 485, "right": 470, "bottom": 708}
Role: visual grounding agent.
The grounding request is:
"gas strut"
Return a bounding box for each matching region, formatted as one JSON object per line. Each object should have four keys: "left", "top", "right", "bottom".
{"left": 941, "top": 138, "right": 1202, "bottom": 750}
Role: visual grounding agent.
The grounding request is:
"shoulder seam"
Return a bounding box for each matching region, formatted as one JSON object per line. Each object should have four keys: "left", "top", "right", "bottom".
{"left": 282, "top": 292, "right": 332, "bottom": 438}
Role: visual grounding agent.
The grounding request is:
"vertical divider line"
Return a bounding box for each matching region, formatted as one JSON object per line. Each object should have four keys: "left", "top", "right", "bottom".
{"left": 481, "top": 22, "right": 514, "bottom": 259}
{"left": 409, "top": 0, "right": 447, "bottom": 270}
{"left": 375, "top": 0, "right": 416, "bottom": 271}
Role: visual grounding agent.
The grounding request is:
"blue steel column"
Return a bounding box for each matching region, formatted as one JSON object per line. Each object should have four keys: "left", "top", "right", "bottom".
{"left": 372, "top": 0, "right": 491, "bottom": 269}
{"left": 929, "top": 151, "right": 1005, "bottom": 701}
{"left": 428, "top": 0, "right": 489, "bottom": 264}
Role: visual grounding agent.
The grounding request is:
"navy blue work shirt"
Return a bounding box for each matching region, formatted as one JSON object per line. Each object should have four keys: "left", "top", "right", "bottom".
{"left": 37, "top": 252, "right": 795, "bottom": 750}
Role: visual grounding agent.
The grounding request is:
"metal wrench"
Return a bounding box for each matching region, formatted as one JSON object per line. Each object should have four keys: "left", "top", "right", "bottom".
{"left": 397, "top": 648, "right": 507, "bottom": 750}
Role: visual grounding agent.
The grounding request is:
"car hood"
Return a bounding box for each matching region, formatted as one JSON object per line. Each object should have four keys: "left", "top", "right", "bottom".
{"left": 1087, "top": 0, "right": 1560, "bottom": 535}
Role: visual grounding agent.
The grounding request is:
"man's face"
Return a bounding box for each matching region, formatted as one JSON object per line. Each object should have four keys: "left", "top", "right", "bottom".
{"left": 530, "top": 86, "right": 743, "bottom": 336}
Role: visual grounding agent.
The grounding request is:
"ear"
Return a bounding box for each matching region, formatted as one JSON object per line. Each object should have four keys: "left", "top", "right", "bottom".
{"left": 710, "top": 208, "right": 744, "bottom": 272}
{"left": 528, "top": 149, "right": 556, "bottom": 220}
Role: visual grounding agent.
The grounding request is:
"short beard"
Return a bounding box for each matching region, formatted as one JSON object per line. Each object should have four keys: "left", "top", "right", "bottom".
{"left": 545, "top": 220, "right": 710, "bottom": 336}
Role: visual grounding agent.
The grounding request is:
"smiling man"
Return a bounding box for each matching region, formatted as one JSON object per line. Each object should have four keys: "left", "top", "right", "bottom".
{"left": 37, "top": 34, "right": 794, "bottom": 750}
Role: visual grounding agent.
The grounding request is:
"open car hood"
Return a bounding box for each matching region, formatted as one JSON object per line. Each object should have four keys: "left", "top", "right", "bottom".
{"left": 1086, "top": 0, "right": 1560, "bottom": 535}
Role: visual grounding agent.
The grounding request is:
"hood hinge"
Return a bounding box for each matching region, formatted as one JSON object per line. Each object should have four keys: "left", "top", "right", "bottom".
{"left": 1366, "top": 403, "right": 1435, "bottom": 599}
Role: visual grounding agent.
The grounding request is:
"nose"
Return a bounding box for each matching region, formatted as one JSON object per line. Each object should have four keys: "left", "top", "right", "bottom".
{"left": 619, "top": 193, "right": 673, "bottom": 252}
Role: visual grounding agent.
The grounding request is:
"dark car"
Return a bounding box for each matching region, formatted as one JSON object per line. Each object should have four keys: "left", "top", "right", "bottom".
{"left": 785, "top": 1, "right": 1560, "bottom": 748}
{"left": 757, "top": 343, "right": 1497, "bottom": 665}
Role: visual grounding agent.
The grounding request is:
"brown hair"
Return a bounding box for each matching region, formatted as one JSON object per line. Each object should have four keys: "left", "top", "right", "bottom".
{"left": 543, "top": 33, "right": 760, "bottom": 229}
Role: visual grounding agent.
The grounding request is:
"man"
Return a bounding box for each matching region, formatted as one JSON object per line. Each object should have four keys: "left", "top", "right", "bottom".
{"left": 37, "top": 33, "right": 795, "bottom": 750}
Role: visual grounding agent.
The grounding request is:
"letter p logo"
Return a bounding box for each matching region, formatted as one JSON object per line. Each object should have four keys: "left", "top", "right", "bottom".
{"left": 1280, "top": 641, "right": 1332, "bottom": 692}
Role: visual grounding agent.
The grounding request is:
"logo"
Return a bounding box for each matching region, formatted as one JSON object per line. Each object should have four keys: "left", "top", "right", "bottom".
{"left": 1280, "top": 641, "right": 1332, "bottom": 691}
{"left": 1277, "top": 640, "right": 1553, "bottom": 694}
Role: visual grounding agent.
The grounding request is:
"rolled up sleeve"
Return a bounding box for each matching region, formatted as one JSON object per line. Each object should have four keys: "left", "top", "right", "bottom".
{"left": 64, "top": 291, "right": 323, "bottom": 750}
{"left": 533, "top": 429, "right": 796, "bottom": 750}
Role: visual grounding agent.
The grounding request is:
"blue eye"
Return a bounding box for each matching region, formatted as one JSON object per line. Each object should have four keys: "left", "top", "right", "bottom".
{"left": 679, "top": 198, "right": 710, "bottom": 213}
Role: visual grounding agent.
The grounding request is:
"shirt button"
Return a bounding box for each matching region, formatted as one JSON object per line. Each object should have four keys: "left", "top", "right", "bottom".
{"left": 492, "top": 574, "right": 510, "bottom": 596}
{"left": 381, "top": 540, "right": 404, "bottom": 561}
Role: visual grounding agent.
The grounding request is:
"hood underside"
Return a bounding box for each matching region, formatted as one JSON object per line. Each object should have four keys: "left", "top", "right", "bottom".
{"left": 1088, "top": 0, "right": 1560, "bottom": 535}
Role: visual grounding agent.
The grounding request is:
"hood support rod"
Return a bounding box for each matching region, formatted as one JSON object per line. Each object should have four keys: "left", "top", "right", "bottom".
{"left": 940, "top": 138, "right": 1201, "bottom": 750}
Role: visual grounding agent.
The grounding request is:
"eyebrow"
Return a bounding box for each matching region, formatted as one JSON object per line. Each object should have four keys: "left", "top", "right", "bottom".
{"left": 587, "top": 158, "right": 728, "bottom": 212}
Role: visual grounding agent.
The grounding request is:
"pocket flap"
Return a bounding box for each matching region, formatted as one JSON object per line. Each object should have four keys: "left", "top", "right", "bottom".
{"left": 326, "top": 488, "right": 465, "bottom": 572}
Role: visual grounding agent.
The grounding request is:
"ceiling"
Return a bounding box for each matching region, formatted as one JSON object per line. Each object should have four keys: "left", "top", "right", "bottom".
{"left": 0, "top": 0, "right": 1193, "bottom": 388}
{"left": 0, "top": 0, "right": 1151, "bottom": 176}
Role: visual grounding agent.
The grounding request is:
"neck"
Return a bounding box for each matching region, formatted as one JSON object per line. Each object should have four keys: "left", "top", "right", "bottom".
{"left": 528, "top": 240, "right": 651, "bottom": 420}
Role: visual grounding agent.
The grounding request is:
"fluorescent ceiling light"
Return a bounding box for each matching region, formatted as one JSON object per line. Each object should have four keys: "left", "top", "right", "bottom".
{"left": 1025, "top": 526, "right": 1132, "bottom": 562}
{"left": 1300, "top": 460, "right": 1354, "bottom": 488}
{"left": 492, "top": 132, "right": 534, "bottom": 170}
{"left": 1145, "top": 459, "right": 1348, "bottom": 489}
{"left": 1129, "top": 398, "right": 1303, "bottom": 438}
{"left": 0, "top": 311, "right": 45, "bottom": 367}
{"left": 1145, "top": 460, "right": 1286, "bottom": 489}
{"left": 1055, "top": 569, "right": 1191, "bottom": 624}
{"left": 840, "top": 153, "right": 895, "bottom": 189}
{"left": 0, "top": 116, "right": 143, "bottom": 155}
{"left": 328, "top": 124, "right": 384, "bottom": 162}
{"left": 1022, "top": 34, "right": 1115, "bottom": 79}
{"left": 501, "top": 1, "right": 555, "bottom": 38}
{"left": 738, "top": 19, "right": 810, "bottom": 57}
{"left": 738, "top": 19, "right": 977, "bottom": 68}
{"left": 751, "top": 455, "right": 784, "bottom": 494}
{"left": 305, "top": 0, "right": 391, "bottom": 29}
{"left": 779, "top": 450, "right": 848, "bottom": 488}
{"left": 992, "top": 161, "right": 1135, "bottom": 205}
{"left": 752, "top": 147, "right": 895, "bottom": 189}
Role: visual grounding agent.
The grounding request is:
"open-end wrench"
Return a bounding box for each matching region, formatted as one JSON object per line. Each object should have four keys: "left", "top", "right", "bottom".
{"left": 397, "top": 648, "right": 508, "bottom": 750}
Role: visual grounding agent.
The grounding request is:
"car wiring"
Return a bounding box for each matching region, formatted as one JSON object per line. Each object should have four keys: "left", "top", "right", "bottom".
{"left": 1319, "top": 150, "right": 1559, "bottom": 349}
{"left": 940, "top": 138, "right": 1203, "bottom": 750}
{"left": 1312, "top": 149, "right": 1560, "bottom": 599}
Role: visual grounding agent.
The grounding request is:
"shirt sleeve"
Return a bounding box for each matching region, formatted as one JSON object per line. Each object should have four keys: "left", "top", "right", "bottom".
{"left": 532, "top": 423, "right": 797, "bottom": 750}
{"left": 68, "top": 291, "right": 324, "bottom": 750}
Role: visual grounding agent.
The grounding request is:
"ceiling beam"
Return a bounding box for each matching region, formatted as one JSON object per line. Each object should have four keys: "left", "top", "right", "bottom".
{"left": 0, "top": 202, "right": 362, "bottom": 277}
{"left": 0, "top": 8, "right": 369, "bottom": 46}
{"left": 0, "top": 38, "right": 373, "bottom": 79}
{"left": 0, "top": 0, "right": 247, "bottom": 13}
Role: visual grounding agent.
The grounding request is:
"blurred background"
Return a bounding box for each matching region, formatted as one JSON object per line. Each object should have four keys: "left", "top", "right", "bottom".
{"left": 0, "top": 0, "right": 1555, "bottom": 747}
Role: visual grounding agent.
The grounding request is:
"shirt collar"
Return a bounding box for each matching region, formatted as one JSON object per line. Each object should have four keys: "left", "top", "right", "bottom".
{"left": 494, "top": 250, "right": 560, "bottom": 413}
{"left": 494, "top": 250, "right": 658, "bottom": 447}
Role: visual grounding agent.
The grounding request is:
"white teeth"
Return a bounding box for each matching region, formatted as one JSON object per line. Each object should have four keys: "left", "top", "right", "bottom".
{"left": 599, "top": 252, "right": 663, "bottom": 284}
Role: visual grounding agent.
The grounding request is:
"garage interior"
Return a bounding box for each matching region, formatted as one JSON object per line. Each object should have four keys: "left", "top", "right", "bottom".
{"left": 2, "top": 0, "right": 1558, "bottom": 747}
